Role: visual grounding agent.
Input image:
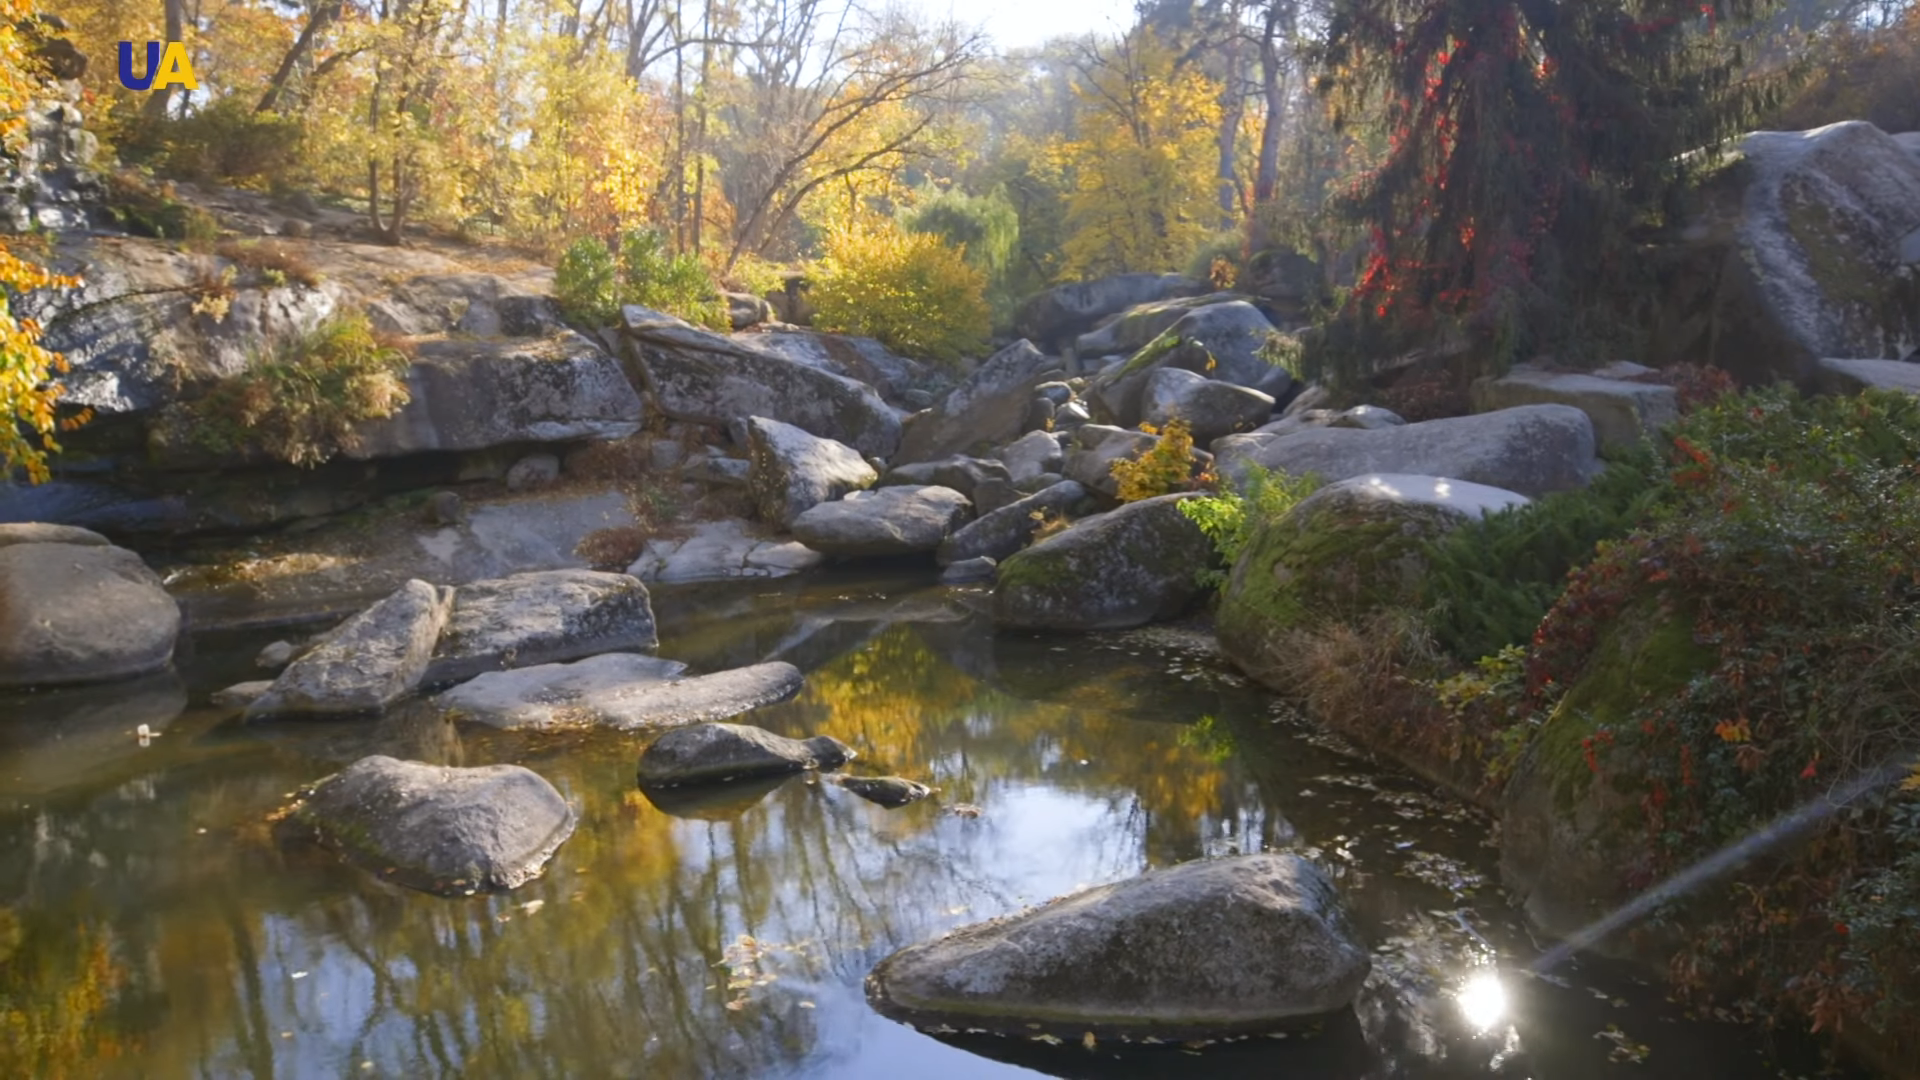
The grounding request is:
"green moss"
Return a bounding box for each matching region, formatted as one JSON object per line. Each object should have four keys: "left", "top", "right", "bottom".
{"left": 1533, "top": 604, "right": 1712, "bottom": 811}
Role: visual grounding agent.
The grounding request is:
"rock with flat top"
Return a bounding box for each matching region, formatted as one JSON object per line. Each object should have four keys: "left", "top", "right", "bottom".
{"left": 791, "top": 486, "right": 972, "bottom": 557}
{"left": 637, "top": 722, "right": 853, "bottom": 787}
{"left": 424, "top": 570, "right": 657, "bottom": 685}
{"left": 745, "top": 416, "right": 877, "bottom": 528}
{"left": 247, "top": 579, "right": 448, "bottom": 718}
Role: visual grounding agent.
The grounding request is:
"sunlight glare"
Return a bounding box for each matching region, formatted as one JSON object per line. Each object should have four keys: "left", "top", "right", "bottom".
{"left": 1457, "top": 970, "right": 1509, "bottom": 1032}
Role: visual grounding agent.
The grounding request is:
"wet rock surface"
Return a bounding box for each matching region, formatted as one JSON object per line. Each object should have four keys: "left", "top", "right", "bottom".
{"left": 0, "top": 539, "right": 181, "bottom": 688}
{"left": 424, "top": 570, "right": 659, "bottom": 685}
{"left": 866, "top": 853, "right": 1370, "bottom": 1039}
{"left": 281, "top": 755, "right": 576, "bottom": 895}
{"left": 637, "top": 721, "right": 854, "bottom": 787}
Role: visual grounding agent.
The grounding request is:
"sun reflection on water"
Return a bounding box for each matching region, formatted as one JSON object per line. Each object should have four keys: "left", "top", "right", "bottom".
{"left": 1457, "top": 969, "right": 1509, "bottom": 1032}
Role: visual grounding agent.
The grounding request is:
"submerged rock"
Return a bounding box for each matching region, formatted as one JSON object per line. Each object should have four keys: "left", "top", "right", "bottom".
{"left": 0, "top": 539, "right": 181, "bottom": 688}
{"left": 865, "top": 853, "right": 1370, "bottom": 1039}
{"left": 211, "top": 680, "right": 275, "bottom": 710}
{"left": 424, "top": 569, "right": 658, "bottom": 685}
{"left": 637, "top": 722, "right": 854, "bottom": 787}
{"left": 281, "top": 755, "right": 576, "bottom": 895}
{"left": 440, "top": 657, "right": 804, "bottom": 731}
{"left": 831, "top": 774, "right": 933, "bottom": 808}
{"left": 1215, "top": 404, "right": 1598, "bottom": 498}
{"left": 745, "top": 416, "right": 878, "bottom": 528}
{"left": 247, "top": 579, "right": 451, "bottom": 719}
{"left": 994, "top": 494, "right": 1212, "bottom": 632}
{"left": 790, "top": 485, "right": 973, "bottom": 557}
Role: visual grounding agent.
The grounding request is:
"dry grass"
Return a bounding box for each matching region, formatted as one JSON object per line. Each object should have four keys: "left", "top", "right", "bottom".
{"left": 217, "top": 238, "right": 323, "bottom": 288}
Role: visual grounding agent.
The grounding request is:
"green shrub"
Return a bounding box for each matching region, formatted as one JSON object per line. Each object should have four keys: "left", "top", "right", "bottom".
{"left": 619, "top": 229, "right": 729, "bottom": 330}
{"left": 1179, "top": 463, "right": 1322, "bottom": 586}
{"left": 810, "top": 224, "right": 991, "bottom": 367}
{"left": 1111, "top": 419, "right": 1200, "bottom": 503}
{"left": 105, "top": 171, "right": 220, "bottom": 248}
{"left": 553, "top": 230, "right": 727, "bottom": 330}
{"left": 555, "top": 237, "right": 619, "bottom": 325}
{"left": 185, "top": 311, "right": 411, "bottom": 466}
{"left": 1420, "top": 449, "right": 1666, "bottom": 663}
{"left": 155, "top": 98, "right": 304, "bottom": 188}
{"left": 1522, "top": 385, "right": 1920, "bottom": 1038}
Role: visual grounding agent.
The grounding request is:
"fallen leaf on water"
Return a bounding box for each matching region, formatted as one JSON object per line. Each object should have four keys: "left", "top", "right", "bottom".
{"left": 1030, "top": 1033, "right": 1062, "bottom": 1045}
{"left": 1082, "top": 1032, "right": 1097, "bottom": 1051}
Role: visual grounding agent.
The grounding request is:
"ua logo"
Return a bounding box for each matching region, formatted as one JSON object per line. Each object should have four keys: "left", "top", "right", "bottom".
{"left": 117, "top": 41, "right": 198, "bottom": 92}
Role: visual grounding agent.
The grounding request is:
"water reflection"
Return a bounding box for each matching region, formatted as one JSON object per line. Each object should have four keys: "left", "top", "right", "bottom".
{"left": 0, "top": 580, "right": 1860, "bottom": 1079}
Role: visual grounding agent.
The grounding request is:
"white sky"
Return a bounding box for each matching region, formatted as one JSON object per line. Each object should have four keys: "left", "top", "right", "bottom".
{"left": 909, "top": 0, "right": 1139, "bottom": 51}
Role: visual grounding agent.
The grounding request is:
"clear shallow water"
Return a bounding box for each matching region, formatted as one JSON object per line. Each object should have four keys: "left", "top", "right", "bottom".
{"left": 0, "top": 572, "right": 1856, "bottom": 1079}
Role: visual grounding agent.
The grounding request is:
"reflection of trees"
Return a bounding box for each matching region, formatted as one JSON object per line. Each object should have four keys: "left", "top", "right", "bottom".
{"left": 0, "top": 580, "right": 1718, "bottom": 1079}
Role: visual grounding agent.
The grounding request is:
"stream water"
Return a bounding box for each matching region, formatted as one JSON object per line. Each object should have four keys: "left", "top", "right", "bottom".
{"left": 0, "top": 571, "right": 1857, "bottom": 1079}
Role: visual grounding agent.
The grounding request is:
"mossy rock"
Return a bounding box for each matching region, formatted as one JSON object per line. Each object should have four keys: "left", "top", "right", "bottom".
{"left": 992, "top": 493, "right": 1212, "bottom": 631}
{"left": 1215, "top": 474, "right": 1527, "bottom": 688}
{"left": 1497, "top": 602, "right": 1715, "bottom": 942}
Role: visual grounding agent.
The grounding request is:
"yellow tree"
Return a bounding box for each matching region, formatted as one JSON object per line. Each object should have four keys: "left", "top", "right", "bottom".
{"left": 1, "top": 0, "right": 82, "bottom": 483}
{"left": 1057, "top": 32, "right": 1223, "bottom": 279}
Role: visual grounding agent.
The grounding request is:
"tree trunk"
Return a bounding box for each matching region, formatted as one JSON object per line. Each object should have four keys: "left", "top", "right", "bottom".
{"left": 257, "top": 0, "right": 343, "bottom": 112}
{"left": 144, "top": 0, "right": 187, "bottom": 122}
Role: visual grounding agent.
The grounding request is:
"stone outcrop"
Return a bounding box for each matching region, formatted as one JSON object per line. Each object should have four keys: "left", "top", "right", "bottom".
{"left": 622, "top": 305, "right": 902, "bottom": 458}
{"left": 1014, "top": 273, "right": 1206, "bottom": 353}
{"left": 425, "top": 570, "right": 659, "bottom": 685}
{"left": 436, "top": 655, "right": 803, "bottom": 730}
{"left": 247, "top": 579, "right": 451, "bottom": 718}
{"left": 627, "top": 520, "right": 824, "bottom": 583}
{"left": 1470, "top": 364, "right": 1679, "bottom": 453}
{"left": 790, "top": 486, "right": 973, "bottom": 557}
{"left": 894, "top": 340, "right": 1058, "bottom": 464}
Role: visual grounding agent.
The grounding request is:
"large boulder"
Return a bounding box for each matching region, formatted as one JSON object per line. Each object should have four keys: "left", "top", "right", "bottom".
{"left": 1470, "top": 364, "right": 1678, "bottom": 452}
{"left": 1660, "top": 121, "right": 1920, "bottom": 384}
{"left": 878, "top": 455, "right": 1010, "bottom": 500}
{"left": 0, "top": 539, "right": 180, "bottom": 688}
{"left": 437, "top": 655, "right": 803, "bottom": 730}
{"left": 1214, "top": 405, "right": 1599, "bottom": 499}
{"left": 1071, "top": 291, "right": 1244, "bottom": 361}
{"left": 1216, "top": 475, "right": 1529, "bottom": 689}
{"left": 247, "top": 579, "right": 451, "bottom": 718}
{"left": 341, "top": 332, "right": 643, "bottom": 459}
{"left": 1142, "top": 366, "right": 1276, "bottom": 447}
{"left": 994, "top": 429, "right": 1064, "bottom": 482}
{"left": 936, "top": 480, "right": 1087, "bottom": 567}
{"left": 1499, "top": 606, "right": 1713, "bottom": 941}
{"left": 894, "top": 340, "right": 1058, "bottom": 464}
{"left": 744, "top": 416, "right": 877, "bottom": 527}
{"left": 622, "top": 306, "right": 902, "bottom": 458}
{"left": 1087, "top": 301, "right": 1293, "bottom": 427}
{"left": 281, "top": 755, "right": 576, "bottom": 895}
{"left": 736, "top": 329, "right": 934, "bottom": 405}
{"left": 865, "top": 853, "right": 1370, "bottom": 1039}
{"left": 636, "top": 722, "right": 853, "bottom": 787}
{"left": 626, "top": 519, "right": 824, "bottom": 583}
{"left": 424, "top": 570, "right": 658, "bottom": 685}
{"left": 994, "top": 493, "right": 1212, "bottom": 631}
{"left": 1014, "top": 273, "right": 1206, "bottom": 353}
{"left": 790, "top": 485, "right": 973, "bottom": 557}
{"left": 1, "top": 90, "right": 102, "bottom": 232}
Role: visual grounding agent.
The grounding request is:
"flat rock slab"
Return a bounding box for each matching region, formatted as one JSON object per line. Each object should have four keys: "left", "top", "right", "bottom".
{"left": 1812, "top": 357, "right": 1920, "bottom": 395}
{"left": 0, "top": 541, "right": 181, "bottom": 688}
{"left": 1470, "top": 364, "right": 1678, "bottom": 452}
{"left": 627, "top": 520, "right": 824, "bottom": 584}
{"left": 791, "top": 486, "right": 973, "bottom": 557}
{"left": 936, "top": 481, "right": 1087, "bottom": 567}
{"left": 895, "top": 341, "right": 1058, "bottom": 464}
{"left": 866, "top": 853, "right": 1370, "bottom": 1040}
{"left": 434, "top": 652, "right": 691, "bottom": 727}
{"left": 0, "top": 523, "right": 110, "bottom": 549}
{"left": 637, "top": 721, "right": 853, "bottom": 787}
{"left": 1216, "top": 404, "right": 1598, "bottom": 499}
{"left": 425, "top": 570, "right": 658, "bottom": 685}
{"left": 282, "top": 755, "right": 576, "bottom": 895}
{"left": 442, "top": 658, "right": 804, "bottom": 731}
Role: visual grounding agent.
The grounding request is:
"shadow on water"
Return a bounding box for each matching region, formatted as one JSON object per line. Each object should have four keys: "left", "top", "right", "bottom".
{"left": 0, "top": 577, "right": 1867, "bottom": 1079}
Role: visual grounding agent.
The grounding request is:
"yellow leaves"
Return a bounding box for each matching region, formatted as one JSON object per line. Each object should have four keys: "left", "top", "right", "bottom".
{"left": 0, "top": 234, "right": 82, "bottom": 483}
{"left": 1901, "top": 761, "right": 1920, "bottom": 793}
{"left": 809, "top": 222, "right": 990, "bottom": 367}
{"left": 1111, "top": 417, "right": 1197, "bottom": 502}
